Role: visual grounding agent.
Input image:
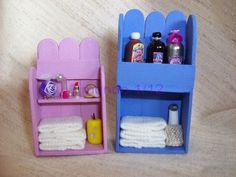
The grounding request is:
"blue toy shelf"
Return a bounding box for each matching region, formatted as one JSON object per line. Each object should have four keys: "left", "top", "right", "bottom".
{"left": 116, "top": 9, "right": 197, "bottom": 154}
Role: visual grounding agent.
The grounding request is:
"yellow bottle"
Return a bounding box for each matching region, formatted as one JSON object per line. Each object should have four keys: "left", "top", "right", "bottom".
{"left": 86, "top": 114, "right": 103, "bottom": 144}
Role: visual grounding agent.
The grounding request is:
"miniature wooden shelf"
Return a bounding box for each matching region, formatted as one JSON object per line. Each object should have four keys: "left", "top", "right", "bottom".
{"left": 116, "top": 9, "right": 197, "bottom": 154}
{"left": 38, "top": 97, "right": 101, "bottom": 104}
{"left": 29, "top": 38, "right": 108, "bottom": 156}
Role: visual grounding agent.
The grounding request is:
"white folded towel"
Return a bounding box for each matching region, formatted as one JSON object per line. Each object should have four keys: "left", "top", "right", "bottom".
{"left": 120, "top": 129, "right": 166, "bottom": 140}
{"left": 120, "top": 138, "right": 166, "bottom": 148}
{"left": 39, "top": 129, "right": 86, "bottom": 142}
{"left": 38, "top": 116, "right": 83, "bottom": 133}
{"left": 39, "top": 140, "right": 86, "bottom": 151}
{"left": 120, "top": 116, "right": 167, "bottom": 131}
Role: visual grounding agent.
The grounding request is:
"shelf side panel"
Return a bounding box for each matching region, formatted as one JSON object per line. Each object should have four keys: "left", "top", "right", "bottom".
{"left": 115, "top": 88, "right": 121, "bottom": 151}
{"left": 181, "top": 92, "right": 193, "bottom": 152}
{"left": 100, "top": 65, "right": 108, "bottom": 152}
{"left": 118, "top": 14, "right": 124, "bottom": 63}
{"left": 186, "top": 15, "right": 197, "bottom": 65}
{"left": 29, "top": 67, "right": 41, "bottom": 156}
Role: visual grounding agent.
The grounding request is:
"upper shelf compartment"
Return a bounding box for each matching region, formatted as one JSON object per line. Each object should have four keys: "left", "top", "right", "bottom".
{"left": 118, "top": 9, "right": 197, "bottom": 65}
{"left": 117, "top": 9, "right": 197, "bottom": 92}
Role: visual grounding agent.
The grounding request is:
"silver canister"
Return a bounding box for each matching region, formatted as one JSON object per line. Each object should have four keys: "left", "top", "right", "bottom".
{"left": 166, "top": 43, "right": 184, "bottom": 64}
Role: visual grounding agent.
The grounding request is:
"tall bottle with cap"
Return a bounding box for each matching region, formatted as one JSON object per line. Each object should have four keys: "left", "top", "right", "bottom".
{"left": 147, "top": 32, "right": 165, "bottom": 63}
{"left": 166, "top": 30, "right": 184, "bottom": 64}
{"left": 124, "top": 32, "right": 144, "bottom": 62}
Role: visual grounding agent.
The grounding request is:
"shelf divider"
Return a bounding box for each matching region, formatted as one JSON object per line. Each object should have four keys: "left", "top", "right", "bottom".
{"left": 38, "top": 97, "right": 101, "bottom": 104}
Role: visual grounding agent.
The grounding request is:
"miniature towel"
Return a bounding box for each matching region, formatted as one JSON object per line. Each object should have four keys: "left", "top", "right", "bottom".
{"left": 120, "top": 138, "right": 166, "bottom": 148}
{"left": 120, "top": 129, "right": 166, "bottom": 140}
{"left": 120, "top": 116, "right": 167, "bottom": 131}
{"left": 39, "top": 139, "right": 86, "bottom": 151}
{"left": 39, "top": 129, "right": 86, "bottom": 142}
{"left": 38, "top": 116, "right": 83, "bottom": 133}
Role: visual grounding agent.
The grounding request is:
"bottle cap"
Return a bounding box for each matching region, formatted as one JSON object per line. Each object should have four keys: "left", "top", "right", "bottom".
{"left": 152, "top": 32, "right": 162, "bottom": 38}
{"left": 168, "top": 104, "right": 179, "bottom": 125}
{"left": 167, "top": 30, "right": 183, "bottom": 44}
{"left": 131, "top": 32, "right": 140, "bottom": 39}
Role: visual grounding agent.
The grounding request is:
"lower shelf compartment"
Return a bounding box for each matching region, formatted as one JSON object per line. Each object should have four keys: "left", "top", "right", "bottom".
{"left": 116, "top": 89, "right": 193, "bottom": 154}
{"left": 36, "top": 142, "right": 105, "bottom": 156}
{"left": 116, "top": 145, "right": 186, "bottom": 154}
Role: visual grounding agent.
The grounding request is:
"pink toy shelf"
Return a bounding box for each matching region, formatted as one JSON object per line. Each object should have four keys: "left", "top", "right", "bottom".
{"left": 29, "top": 37, "right": 108, "bottom": 156}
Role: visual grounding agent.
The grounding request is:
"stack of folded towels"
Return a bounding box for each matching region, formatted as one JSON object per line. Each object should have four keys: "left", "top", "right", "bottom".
{"left": 120, "top": 116, "right": 167, "bottom": 148}
{"left": 38, "top": 116, "right": 86, "bottom": 151}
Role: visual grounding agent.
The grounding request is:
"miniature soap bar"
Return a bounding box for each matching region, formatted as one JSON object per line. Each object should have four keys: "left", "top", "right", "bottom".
{"left": 124, "top": 32, "right": 144, "bottom": 62}
{"left": 86, "top": 114, "right": 102, "bottom": 144}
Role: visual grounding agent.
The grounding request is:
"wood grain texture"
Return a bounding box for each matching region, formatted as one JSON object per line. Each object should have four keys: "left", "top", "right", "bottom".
{"left": 0, "top": 0, "right": 236, "bottom": 176}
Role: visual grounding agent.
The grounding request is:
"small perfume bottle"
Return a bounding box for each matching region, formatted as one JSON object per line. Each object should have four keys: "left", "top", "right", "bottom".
{"left": 165, "top": 104, "right": 184, "bottom": 147}
{"left": 73, "top": 81, "right": 80, "bottom": 98}
{"left": 124, "top": 32, "right": 144, "bottom": 62}
{"left": 166, "top": 30, "right": 184, "bottom": 64}
{"left": 147, "top": 32, "right": 165, "bottom": 63}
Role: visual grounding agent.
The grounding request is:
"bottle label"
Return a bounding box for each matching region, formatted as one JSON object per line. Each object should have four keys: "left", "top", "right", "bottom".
{"left": 131, "top": 43, "right": 144, "bottom": 62}
{"left": 168, "top": 56, "right": 182, "bottom": 64}
{"left": 153, "top": 52, "right": 163, "bottom": 63}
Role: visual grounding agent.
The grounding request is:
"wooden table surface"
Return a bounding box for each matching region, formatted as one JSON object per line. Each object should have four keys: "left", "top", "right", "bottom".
{"left": 0, "top": 0, "right": 236, "bottom": 177}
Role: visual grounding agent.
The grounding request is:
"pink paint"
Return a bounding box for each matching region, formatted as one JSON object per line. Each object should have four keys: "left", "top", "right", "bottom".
{"left": 29, "top": 37, "right": 107, "bottom": 156}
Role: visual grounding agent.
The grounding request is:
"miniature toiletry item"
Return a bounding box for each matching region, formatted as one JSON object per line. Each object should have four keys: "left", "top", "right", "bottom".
{"left": 39, "top": 80, "right": 57, "bottom": 98}
{"left": 86, "top": 113, "right": 102, "bottom": 144}
{"left": 55, "top": 74, "right": 69, "bottom": 99}
{"left": 165, "top": 104, "right": 184, "bottom": 147}
{"left": 73, "top": 81, "right": 80, "bottom": 97}
{"left": 166, "top": 30, "right": 184, "bottom": 64}
{"left": 84, "top": 84, "right": 100, "bottom": 98}
{"left": 147, "top": 32, "right": 165, "bottom": 63}
{"left": 124, "top": 32, "right": 144, "bottom": 62}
